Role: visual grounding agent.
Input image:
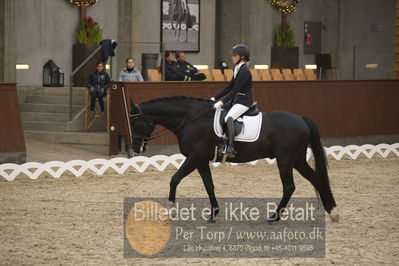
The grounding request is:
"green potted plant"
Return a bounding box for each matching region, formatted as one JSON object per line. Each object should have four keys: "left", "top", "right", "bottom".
{"left": 76, "top": 16, "right": 103, "bottom": 44}
{"left": 271, "top": 24, "right": 299, "bottom": 69}
{"left": 72, "top": 16, "right": 103, "bottom": 86}
{"left": 268, "top": 0, "right": 300, "bottom": 69}
{"left": 274, "top": 25, "right": 295, "bottom": 47}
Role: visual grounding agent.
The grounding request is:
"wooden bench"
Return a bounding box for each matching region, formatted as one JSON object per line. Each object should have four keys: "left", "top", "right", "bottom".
{"left": 211, "top": 69, "right": 225, "bottom": 81}
{"left": 147, "top": 69, "right": 162, "bottom": 81}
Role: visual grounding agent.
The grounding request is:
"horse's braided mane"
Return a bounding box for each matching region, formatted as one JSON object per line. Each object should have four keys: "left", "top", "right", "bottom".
{"left": 141, "top": 96, "right": 210, "bottom": 105}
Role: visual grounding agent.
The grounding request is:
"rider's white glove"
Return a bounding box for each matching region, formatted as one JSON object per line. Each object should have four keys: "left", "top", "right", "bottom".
{"left": 213, "top": 101, "right": 223, "bottom": 109}
{"left": 210, "top": 97, "right": 216, "bottom": 102}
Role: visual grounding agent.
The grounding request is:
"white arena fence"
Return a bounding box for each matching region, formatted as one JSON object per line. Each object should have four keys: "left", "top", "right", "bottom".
{"left": 1, "top": 143, "right": 398, "bottom": 182}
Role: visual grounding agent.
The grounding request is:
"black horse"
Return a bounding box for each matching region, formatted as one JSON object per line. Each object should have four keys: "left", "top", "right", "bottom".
{"left": 168, "top": 0, "right": 192, "bottom": 42}
{"left": 129, "top": 96, "right": 339, "bottom": 223}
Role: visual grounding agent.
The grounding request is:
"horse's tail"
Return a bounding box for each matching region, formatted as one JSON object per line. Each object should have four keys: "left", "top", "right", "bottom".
{"left": 302, "top": 116, "right": 336, "bottom": 213}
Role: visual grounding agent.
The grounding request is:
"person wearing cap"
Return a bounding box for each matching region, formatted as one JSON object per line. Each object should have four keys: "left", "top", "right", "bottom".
{"left": 210, "top": 44, "right": 253, "bottom": 158}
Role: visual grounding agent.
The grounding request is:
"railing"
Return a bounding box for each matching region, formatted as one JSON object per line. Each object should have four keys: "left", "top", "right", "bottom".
{"left": 68, "top": 41, "right": 165, "bottom": 120}
{"left": 2, "top": 143, "right": 399, "bottom": 180}
{"left": 69, "top": 45, "right": 102, "bottom": 120}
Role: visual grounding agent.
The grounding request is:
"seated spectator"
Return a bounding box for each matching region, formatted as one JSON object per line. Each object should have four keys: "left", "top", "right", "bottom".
{"left": 175, "top": 51, "right": 206, "bottom": 81}
{"left": 118, "top": 57, "right": 144, "bottom": 82}
{"left": 164, "top": 51, "right": 191, "bottom": 81}
{"left": 87, "top": 62, "right": 109, "bottom": 117}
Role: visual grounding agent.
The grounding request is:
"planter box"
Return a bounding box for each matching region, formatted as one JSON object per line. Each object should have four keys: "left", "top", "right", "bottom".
{"left": 271, "top": 47, "right": 299, "bottom": 69}
{"left": 72, "top": 44, "right": 101, "bottom": 87}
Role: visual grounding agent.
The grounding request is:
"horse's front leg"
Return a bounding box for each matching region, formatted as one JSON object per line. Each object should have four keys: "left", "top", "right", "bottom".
{"left": 174, "top": 22, "right": 179, "bottom": 37}
{"left": 184, "top": 27, "right": 188, "bottom": 43}
{"left": 168, "top": 155, "right": 197, "bottom": 205}
{"left": 198, "top": 163, "right": 219, "bottom": 223}
{"left": 177, "top": 22, "right": 182, "bottom": 41}
{"left": 171, "top": 17, "right": 175, "bottom": 30}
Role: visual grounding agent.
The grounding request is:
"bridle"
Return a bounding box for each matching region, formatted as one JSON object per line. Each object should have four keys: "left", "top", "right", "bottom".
{"left": 130, "top": 113, "right": 170, "bottom": 145}
{"left": 129, "top": 103, "right": 213, "bottom": 151}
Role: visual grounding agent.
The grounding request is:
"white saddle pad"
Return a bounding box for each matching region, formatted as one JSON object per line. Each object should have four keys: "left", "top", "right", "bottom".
{"left": 213, "top": 106, "right": 263, "bottom": 142}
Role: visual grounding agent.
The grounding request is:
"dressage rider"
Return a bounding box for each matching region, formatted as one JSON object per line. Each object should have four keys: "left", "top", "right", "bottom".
{"left": 210, "top": 44, "right": 253, "bottom": 158}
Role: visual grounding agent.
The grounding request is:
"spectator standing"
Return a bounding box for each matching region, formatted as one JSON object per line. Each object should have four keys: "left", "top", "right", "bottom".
{"left": 87, "top": 61, "right": 110, "bottom": 117}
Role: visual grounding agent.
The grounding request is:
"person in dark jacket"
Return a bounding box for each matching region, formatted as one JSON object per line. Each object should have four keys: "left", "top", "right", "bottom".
{"left": 164, "top": 51, "right": 191, "bottom": 81}
{"left": 87, "top": 61, "right": 110, "bottom": 117}
{"left": 175, "top": 51, "right": 206, "bottom": 81}
{"left": 210, "top": 44, "right": 253, "bottom": 158}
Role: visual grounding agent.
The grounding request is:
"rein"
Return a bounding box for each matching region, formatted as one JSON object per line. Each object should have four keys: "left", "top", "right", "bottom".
{"left": 131, "top": 104, "right": 213, "bottom": 145}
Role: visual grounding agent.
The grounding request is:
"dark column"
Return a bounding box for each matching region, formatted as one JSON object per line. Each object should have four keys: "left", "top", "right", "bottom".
{"left": 0, "top": 0, "right": 16, "bottom": 82}
{"left": 0, "top": 0, "right": 4, "bottom": 82}
{"left": 218, "top": 0, "right": 243, "bottom": 68}
{"left": 117, "top": 0, "right": 134, "bottom": 80}
{"left": 214, "top": 0, "right": 221, "bottom": 68}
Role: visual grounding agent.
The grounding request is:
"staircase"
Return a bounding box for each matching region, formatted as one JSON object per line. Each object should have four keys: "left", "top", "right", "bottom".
{"left": 20, "top": 87, "right": 109, "bottom": 154}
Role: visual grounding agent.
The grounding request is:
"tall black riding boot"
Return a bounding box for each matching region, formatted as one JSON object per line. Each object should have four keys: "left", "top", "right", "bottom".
{"left": 225, "top": 117, "right": 236, "bottom": 158}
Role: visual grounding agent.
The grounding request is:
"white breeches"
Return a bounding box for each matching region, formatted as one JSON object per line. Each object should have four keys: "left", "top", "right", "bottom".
{"left": 224, "top": 104, "right": 249, "bottom": 122}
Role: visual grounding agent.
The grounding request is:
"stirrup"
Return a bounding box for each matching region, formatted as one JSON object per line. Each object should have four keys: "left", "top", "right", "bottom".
{"left": 218, "top": 143, "right": 227, "bottom": 156}
{"left": 225, "top": 147, "right": 236, "bottom": 158}
{"left": 220, "top": 144, "right": 236, "bottom": 157}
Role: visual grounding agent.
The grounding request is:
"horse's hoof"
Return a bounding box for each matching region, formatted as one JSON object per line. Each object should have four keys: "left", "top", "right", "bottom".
{"left": 266, "top": 213, "right": 280, "bottom": 224}
{"left": 166, "top": 200, "right": 176, "bottom": 218}
{"left": 208, "top": 217, "right": 216, "bottom": 223}
{"left": 266, "top": 219, "right": 279, "bottom": 224}
{"left": 169, "top": 211, "right": 177, "bottom": 219}
{"left": 329, "top": 208, "right": 340, "bottom": 223}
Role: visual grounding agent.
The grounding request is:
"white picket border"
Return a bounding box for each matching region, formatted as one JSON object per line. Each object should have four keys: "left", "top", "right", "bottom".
{"left": 0, "top": 143, "right": 398, "bottom": 181}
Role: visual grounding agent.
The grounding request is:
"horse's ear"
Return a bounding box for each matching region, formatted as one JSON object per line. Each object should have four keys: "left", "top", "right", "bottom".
{"left": 130, "top": 99, "right": 135, "bottom": 111}
{"left": 130, "top": 99, "right": 139, "bottom": 114}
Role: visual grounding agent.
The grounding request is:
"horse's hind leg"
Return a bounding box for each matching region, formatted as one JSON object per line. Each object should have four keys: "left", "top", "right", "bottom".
{"left": 267, "top": 164, "right": 295, "bottom": 223}
{"left": 295, "top": 159, "right": 336, "bottom": 217}
{"left": 295, "top": 159, "right": 320, "bottom": 192}
{"left": 177, "top": 24, "right": 181, "bottom": 41}
{"left": 174, "top": 22, "right": 179, "bottom": 37}
{"left": 184, "top": 27, "right": 188, "bottom": 42}
{"left": 198, "top": 163, "right": 219, "bottom": 223}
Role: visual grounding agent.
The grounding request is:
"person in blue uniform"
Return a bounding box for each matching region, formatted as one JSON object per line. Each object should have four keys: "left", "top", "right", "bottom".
{"left": 210, "top": 44, "right": 253, "bottom": 158}
{"left": 164, "top": 51, "right": 191, "bottom": 81}
{"left": 175, "top": 51, "right": 206, "bottom": 81}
